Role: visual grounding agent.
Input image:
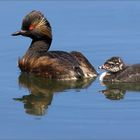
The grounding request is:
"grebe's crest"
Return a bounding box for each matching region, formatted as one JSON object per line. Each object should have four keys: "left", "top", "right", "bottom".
{"left": 99, "top": 57, "right": 125, "bottom": 73}
{"left": 22, "top": 10, "right": 52, "bottom": 39}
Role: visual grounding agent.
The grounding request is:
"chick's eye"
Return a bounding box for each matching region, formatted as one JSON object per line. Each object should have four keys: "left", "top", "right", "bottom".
{"left": 29, "top": 25, "right": 35, "bottom": 30}
{"left": 110, "top": 64, "right": 114, "bottom": 67}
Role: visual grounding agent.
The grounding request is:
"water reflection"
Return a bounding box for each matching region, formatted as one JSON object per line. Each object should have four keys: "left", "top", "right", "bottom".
{"left": 14, "top": 73, "right": 96, "bottom": 116}
{"left": 100, "top": 82, "right": 140, "bottom": 100}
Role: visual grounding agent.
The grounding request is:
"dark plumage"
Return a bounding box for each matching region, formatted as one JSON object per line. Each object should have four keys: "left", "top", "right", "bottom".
{"left": 12, "top": 10, "right": 97, "bottom": 80}
{"left": 99, "top": 56, "right": 140, "bottom": 82}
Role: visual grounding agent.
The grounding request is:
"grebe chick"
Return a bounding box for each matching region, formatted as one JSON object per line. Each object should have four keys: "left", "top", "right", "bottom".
{"left": 12, "top": 10, "right": 97, "bottom": 80}
{"left": 99, "top": 56, "right": 140, "bottom": 82}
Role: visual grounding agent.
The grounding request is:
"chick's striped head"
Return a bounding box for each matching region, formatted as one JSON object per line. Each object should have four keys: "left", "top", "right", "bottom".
{"left": 99, "top": 57, "right": 125, "bottom": 73}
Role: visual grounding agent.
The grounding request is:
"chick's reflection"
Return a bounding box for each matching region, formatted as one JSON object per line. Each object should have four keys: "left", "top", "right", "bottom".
{"left": 101, "top": 89, "right": 125, "bottom": 100}
{"left": 14, "top": 73, "right": 96, "bottom": 116}
{"left": 100, "top": 82, "right": 140, "bottom": 100}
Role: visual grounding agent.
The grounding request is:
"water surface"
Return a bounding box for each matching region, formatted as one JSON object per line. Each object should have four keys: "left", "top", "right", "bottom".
{"left": 1, "top": 1, "right": 140, "bottom": 140}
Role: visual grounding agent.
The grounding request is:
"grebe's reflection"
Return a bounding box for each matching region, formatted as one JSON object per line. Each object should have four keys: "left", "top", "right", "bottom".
{"left": 14, "top": 73, "right": 96, "bottom": 116}
{"left": 100, "top": 82, "right": 140, "bottom": 100}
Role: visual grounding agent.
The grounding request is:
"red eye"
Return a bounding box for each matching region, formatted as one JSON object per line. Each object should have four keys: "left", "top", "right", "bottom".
{"left": 29, "top": 25, "right": 34, "bottom": 30}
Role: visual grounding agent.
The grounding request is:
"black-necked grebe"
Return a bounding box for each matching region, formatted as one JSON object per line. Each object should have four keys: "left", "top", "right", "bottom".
{"left": 99, "top": 56, "right": 140, "bottom": 82}
{"left": 12, "top": 10, "right": 97, "bottom": 80}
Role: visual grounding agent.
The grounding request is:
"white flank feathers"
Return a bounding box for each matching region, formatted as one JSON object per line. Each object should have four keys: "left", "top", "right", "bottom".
{"left": 99, "top": 72, "right": 107, "bottom": 81}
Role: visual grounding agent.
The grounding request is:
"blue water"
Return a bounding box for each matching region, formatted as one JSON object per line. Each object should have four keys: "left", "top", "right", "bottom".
{"left": 1, "top": 1, "right": 140, "bottom": 140}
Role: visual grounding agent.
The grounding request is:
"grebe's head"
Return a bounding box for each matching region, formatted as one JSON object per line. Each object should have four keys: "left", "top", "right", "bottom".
{"left": 99, "top": 57, "right": 125, "bottom": 73}
{"left": 12, "top": 10, "right": 52, "bottom": 40}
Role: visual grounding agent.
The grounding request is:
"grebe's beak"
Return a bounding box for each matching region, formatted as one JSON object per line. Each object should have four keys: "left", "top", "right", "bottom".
{"left": 12, "top": 30, "right": 26, "bottom": 36}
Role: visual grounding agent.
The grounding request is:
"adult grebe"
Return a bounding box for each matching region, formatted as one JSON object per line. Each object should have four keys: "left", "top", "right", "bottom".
{"left": 12, "top": 10, "right": 97, "bottom": 80}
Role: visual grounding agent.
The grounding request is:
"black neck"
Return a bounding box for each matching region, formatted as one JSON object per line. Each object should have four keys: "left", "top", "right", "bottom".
{"left": 28, "top": 38, "right": 52, "bottom": 52}
{"left": 30, "top": 39, "right": 52, "bottom": 50}
{"left": 23, "top": 38, "right": 52, "bottom": 58}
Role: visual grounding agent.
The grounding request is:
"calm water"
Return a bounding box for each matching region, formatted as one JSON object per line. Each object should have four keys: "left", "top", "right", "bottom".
{"left": 1, "top": 1, "right": 140, "bottom": 140}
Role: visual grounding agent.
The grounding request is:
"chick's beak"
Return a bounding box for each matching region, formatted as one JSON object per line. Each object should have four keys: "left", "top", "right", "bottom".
{"left": 11, "top": 30, "right": 26, "bottom": 36}
{"left": 98, "top": 65, "right": 105, "bottom": 70}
